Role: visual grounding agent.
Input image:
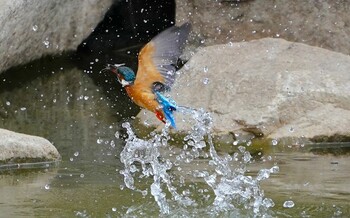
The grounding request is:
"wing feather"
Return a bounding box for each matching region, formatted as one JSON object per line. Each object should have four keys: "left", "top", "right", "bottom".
{"left": 136, "top": 23, "right": 191, "bottom": 91}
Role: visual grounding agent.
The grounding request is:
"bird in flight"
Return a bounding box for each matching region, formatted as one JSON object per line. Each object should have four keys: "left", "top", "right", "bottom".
{"left": 102, "top": 23, "right": 191, "bottom": 128}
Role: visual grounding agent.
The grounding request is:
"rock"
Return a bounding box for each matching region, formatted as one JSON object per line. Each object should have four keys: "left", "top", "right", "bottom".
{"left": 0, "top": 0, "right": 113, "bottom": 74}
{"left": 177, "top": 0, "right": 350, "bottom": 56}
{"left": 0, "top": 128, "right": 60, "bottom": 164}
{"left": 136, "top": 38, "right": 350, "bottom": 145}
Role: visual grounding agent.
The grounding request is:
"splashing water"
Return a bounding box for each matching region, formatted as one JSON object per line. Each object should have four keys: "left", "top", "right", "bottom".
{"left": 119, "top": 106, "right": 278, "bottom": 216}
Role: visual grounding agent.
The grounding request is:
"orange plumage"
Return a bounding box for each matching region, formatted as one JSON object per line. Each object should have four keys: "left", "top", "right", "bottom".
{"left": 125, "top": 42, "right": 165, "bottom": 119}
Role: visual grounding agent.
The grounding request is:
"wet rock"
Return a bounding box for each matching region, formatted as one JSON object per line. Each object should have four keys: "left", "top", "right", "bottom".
{"left": 0, "top": 0, "right": 113, "bottom": 73}
{"left": 177, "top": 0, "right": 350, "bottom": 56}
{"left": 137, "top": 38, "right": 350, "bottom": 144}
{"left": 0, "top": 128, "right": 61, "bottom": 164}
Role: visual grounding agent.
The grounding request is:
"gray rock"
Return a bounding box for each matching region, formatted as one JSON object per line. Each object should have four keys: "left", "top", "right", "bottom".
{"left": 0, "top": 0, "right": 112, "bottom": 73}
{"left": 0, "top": 128, "right": 60, "bottom": 164}
{"left": 177, "top": 0, "right": 350, "bottom": 56}
{"left": 136, "top": 38, "right": 350, "bottom": 144}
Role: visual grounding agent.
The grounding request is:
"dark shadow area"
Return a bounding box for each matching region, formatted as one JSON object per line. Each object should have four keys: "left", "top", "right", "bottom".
{"left": 75, "top": 0, "right": 175, "bottom": 68}
{"left": 0, "top": 53, "right": 75, "bottom": 93}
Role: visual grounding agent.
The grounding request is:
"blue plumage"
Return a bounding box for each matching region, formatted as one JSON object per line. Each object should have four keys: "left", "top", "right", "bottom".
{"left": 117, "top": 66, "right": 136, "bottom": 82}
{"left": 155, "top": 92, "right": 177, "bottom": 128}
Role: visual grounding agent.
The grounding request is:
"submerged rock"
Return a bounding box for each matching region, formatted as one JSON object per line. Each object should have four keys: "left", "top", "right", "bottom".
{"left": 0, "top": 128, "right": 60, "bottom": 165}
{"left": 137, "top": 38, "right": 350, "bottom": 146}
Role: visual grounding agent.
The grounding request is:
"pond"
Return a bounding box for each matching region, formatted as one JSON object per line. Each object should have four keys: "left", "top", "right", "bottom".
{"left": 0, "top": 54, "right": 349, "bottom": 217}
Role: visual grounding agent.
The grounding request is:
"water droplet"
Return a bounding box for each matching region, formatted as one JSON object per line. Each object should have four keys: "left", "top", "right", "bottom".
{"left": 243, "top": 151, "right": 252, "bottom": 163}
{"left": 112, "top": 207, "right": 117, "bottom": 212}
{"left": 289, "top": 127, "right": 294, "bottom": 132}
{"left": 97, "top": 138, "right": 103, "bottom": 144}
{"left": 141, "top": 190, "right": 148, "bottom": 196}
{"left": 271, "top": 139, "right": 278, "bottom": 146}
{"left": 43, "top": 38, "right": 50, "bottom": 48}
{"left": 257, "top": 169, "right": 270, "bottom": 181}
{"left": 110, "top": 140, "right": 115, "bottom": 148}
{"left": 263, "top": 198, "right": 275, "bottom": 208}
{"left": 74, "top": 151, "right": 79, "bottom": 157}
{"left": 270, "top": 165, "right": 279, "bottom": 173}
{"left": 53, "top": 99, "right": 56, "bottom": 103}
{"left": 84, "top": 96, "right": 89, "bottom": 100}
{"left": 6, "top": 101, "right": 10, "bottom": 106}
{"left": 115, "top": 131, "right": 120, "bottom": 139}
{"left": 32, "top": 25, "right": 38, "bottom": 31}
{"left": 283, "top": 200, "right": 295, "bottom": 208}
{"left": 121, "top": 122, "right": 130, "bottom": 129}
{"left": 44, "top": 184, "right": 50, "bottom": 190}
{"left": 143, "top": 19, "right": 148, "bottom": 23}
{"left": 20, "top": 107, "right": 26, "bottom": 111}
{"left": 203, "top": 66, "right": 208, "bottom": 73}
{"left": 334, "top": 207, "right": 342, "bottom": 216}
{"left": 80, "top": 174, "right": 85, "bottom": 178}
{"left": 70, "top": 157, "right": 74, "bottom": 162}
{"left": 203, "top": 77, "right": 209, "bottom": 85}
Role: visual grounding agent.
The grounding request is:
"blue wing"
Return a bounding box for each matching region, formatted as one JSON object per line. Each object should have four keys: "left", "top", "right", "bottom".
{"left": 155, "top": 92, "right": 177, "bottom": 128}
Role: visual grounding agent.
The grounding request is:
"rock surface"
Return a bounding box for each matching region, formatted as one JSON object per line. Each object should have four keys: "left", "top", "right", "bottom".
{"left": 0, "top": 0, "right": 112, "bottom": 73}
{"left": 137, "top": 38, "right": 350, "bottom": 144}
{"left": 0, "top": 128, "right": 60, "bottom": 164}
{"left": 177, "top": 0, "right": 350, "bottom": 56}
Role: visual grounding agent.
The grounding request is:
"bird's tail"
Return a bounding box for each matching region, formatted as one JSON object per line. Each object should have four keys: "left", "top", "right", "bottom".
{"left": 155, "top": 92, "right": 177, "bottom": 128}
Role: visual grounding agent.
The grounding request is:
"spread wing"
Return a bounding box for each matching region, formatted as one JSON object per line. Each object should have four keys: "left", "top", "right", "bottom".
{"left": 135, "top": 22, "right": 191, "bottom": 92}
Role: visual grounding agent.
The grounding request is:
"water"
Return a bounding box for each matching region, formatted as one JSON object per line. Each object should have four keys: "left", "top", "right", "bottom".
{"left": 0, "top": 56, "right": 350, "bottom": 217}
{"left": 120, "top": 106, "right": 278, "bottom": 216}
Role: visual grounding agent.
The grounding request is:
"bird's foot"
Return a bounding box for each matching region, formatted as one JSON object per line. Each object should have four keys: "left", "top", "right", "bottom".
{"left": 155, "top": 110, "right": 166, "bottom": 124}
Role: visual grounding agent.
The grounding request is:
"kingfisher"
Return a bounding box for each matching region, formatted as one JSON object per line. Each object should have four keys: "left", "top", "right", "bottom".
{"left": 103, "top": 23, "right": 191, "bottom": 128}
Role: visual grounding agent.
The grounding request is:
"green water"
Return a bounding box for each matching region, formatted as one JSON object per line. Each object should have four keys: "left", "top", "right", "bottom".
{"left": 1, "top": 153, "right": 349, "bottom": 217}
{"left": 0, "top": 55, "right": 349, "bottom": 217}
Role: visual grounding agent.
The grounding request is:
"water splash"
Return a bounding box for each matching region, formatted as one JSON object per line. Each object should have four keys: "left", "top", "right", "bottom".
{"left": 119, "top": 106, "right": 277, "bottom": 216}
{"left": 120, "top": 121, "right": 193, "bottom": 214}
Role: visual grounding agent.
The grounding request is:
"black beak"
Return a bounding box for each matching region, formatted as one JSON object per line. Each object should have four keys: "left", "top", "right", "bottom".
{"left": 100, "top": 64, "right": 117, "bottom": 73}
{"left": 100, "top": 63, "right": 124, "bottom": 75}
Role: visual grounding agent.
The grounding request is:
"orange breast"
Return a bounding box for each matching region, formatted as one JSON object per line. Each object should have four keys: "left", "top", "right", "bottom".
{"left": 125, "top": 84, "right": 160, "bottom": 113}
{"left": 124, "top": 41, "right": 166, "bottom": 114}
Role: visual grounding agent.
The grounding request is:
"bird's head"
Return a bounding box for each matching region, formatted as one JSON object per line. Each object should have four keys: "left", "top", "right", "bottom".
{"left": 103, "top": 64, "right": 135, "bottom": 87}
